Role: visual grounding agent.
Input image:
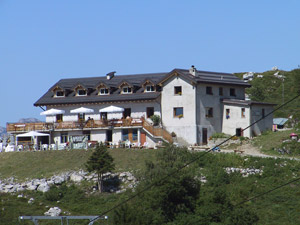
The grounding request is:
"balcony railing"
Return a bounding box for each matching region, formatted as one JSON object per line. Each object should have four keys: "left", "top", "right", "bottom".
{"left": 7, "top": 118, "right": 173, "bottom": 143}
{"left": 6, "top": 118, "right": 144, "bottom": 133}
{"left": 142, "top": 119, "right": 173, "bottom": 143}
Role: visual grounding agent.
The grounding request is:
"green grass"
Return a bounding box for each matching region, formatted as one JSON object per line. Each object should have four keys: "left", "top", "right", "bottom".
{"left": 0, "top": 148, "right": 159, "bottom": 181}
{"left": 1, "top": 148, "right": 300, "bottom": 224}
{"left": 251, "top": 129, "right": 298, "bottom": 156}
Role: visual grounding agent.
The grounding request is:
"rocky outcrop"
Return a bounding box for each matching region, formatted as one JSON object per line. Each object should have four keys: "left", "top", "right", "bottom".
{"left": 225, "top": 167, "right": 263, "bottom": 177}
{"left": 0, "top": 170, "right": 137, "bottom": 194}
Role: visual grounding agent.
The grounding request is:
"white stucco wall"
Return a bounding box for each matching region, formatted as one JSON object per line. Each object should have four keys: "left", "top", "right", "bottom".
{"left": 90, "top": 130, "right": 106, "bottom": 142}
{"left": 222, "top": 104, "right": 251, "bottom": 137}
{"left": 161, "top": 76, "right": 197, "bottom": 144}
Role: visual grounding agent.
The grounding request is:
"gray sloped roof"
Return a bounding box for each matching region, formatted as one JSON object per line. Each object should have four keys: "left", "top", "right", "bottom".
{"left": 34, "top": 73, "right": 166, "bottom": 106}
{"left": 175, "top": 69, "right": 251, "bottom": 87}
{"left": 34, "top": 68, "right": 250, "bottom": 107}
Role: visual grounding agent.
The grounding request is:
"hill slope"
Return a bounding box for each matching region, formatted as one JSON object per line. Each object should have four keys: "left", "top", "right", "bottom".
{"left": 235, "top": 69, "right": 300, "bottom": 120}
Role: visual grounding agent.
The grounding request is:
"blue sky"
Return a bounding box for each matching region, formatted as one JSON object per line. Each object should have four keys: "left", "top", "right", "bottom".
{"left": 1, "top": 0, "right": 299, "bottom": 127}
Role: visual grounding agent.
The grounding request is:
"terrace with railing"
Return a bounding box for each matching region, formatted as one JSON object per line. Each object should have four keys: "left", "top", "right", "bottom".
{"left": 7, "top": 117, "right": 173, "bottom": 143}
{"left": 7, "top": 118, "right": 143, "bottom": 132}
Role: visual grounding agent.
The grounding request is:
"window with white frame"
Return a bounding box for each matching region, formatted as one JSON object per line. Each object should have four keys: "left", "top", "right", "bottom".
{"left": 145, "top": 85, "right": 155, "bottom": 92}
{"left": 122, "top": 86, "right": 132, "bottom": 94}
{"left": 99, "top": 88, "right": 109, "bottom": 95}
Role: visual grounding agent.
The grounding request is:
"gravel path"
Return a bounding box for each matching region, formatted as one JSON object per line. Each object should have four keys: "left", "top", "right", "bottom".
{"left": 222, "top": 143, "right": 300, "bottom": 161}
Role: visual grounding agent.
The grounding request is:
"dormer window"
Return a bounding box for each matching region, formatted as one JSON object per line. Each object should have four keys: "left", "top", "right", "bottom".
{"left": 99, "top": 88, "right": 109, "bottom": 95}
{"left": 96, "top": 83, "right": 110, "bottom": 96}
{"left": 54, "top": 90, "right": 65, "bottom": 98}
{"left": 77, "top": 89, "right": 87, "bottom": 96}
{"left": 52, "top": 86, "right": 65, "bottom": 98}
{"left": 122, "top": 86, "right": 132, "bottom": 94}
{"left": 56, "top": 91, "right": 64, "bottom": 97}
{"left": 145, "top": 85, "right": 154, "bottom": 92}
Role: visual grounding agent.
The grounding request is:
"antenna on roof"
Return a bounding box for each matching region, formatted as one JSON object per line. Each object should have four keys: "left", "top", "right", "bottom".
{"left": 106, "top": 71, "right": 116, "bottom": 80}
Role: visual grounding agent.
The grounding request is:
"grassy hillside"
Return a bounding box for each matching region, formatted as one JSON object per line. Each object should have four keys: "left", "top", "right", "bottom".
{"left": 0, "top": 149, "right": 159, "bottom": 180}
{"left": 0, "top": 149, "right": 300, "bottom": 224}
{"left": 235, "top": 69, "right": 300, "bottom": 119}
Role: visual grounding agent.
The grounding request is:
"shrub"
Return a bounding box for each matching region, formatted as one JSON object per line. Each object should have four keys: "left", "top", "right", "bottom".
{"left": 150, "top": 115, "right": 161, "bottom": 126}
{"left": 211, "top": 132, "right": 230, "bottom": 139}
{"left": 44, "top": 186, "right": 64, "bottom": 202}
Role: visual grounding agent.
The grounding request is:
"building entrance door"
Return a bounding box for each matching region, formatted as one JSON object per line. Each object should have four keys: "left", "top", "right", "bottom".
{"left": 140, "top": 131, "right": 146, "bottom": 145}
{"left": 106, "top": 130, "right": 112, "bottom": 142}
{"left": 236, "top": 128, "right": 243, "bottom": 137}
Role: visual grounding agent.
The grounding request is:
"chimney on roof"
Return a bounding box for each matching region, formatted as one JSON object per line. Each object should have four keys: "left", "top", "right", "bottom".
{"left": 106, "top": 71, "right": 116, "bottom": 80}
{"left": 189, "top": 65, "right": 196, "bottom": 76}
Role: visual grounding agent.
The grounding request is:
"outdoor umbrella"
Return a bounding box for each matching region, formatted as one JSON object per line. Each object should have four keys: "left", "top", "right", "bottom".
{"left": 70, "top": 107, "right": 94, "bottom": 114}
{"left": 40, "top": 108, "right": 65, "bottom": 116}
{"left": 99, "top": 105, "right": 124, "bottom": 113}
{"left": 16, "top": 131, "right": 50, "bottom": 146}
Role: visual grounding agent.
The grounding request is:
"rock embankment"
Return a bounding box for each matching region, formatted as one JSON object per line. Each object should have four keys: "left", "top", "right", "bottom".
{"left": 225, "top": 167, "right": 263, "bottom": 177}
{"left": 0, "top": 170, "right": 137, "bottom": 194}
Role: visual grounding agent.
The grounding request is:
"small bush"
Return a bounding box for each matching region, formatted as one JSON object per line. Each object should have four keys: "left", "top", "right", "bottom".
{"left": 239, "top": 136, "right": 248, "bottom": 141}
{"left": 150, "top": 115, "right": 161, "bottom": 126}
{"left": 211, "top": 133, "right": 230, "bottom": 139}
{"left": 44, "top": 186, "right": 64, "bottom": 202}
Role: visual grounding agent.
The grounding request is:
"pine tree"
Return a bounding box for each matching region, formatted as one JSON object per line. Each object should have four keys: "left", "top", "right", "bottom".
{"left": 85, "top": 143, "right": 115, "bottom": 192}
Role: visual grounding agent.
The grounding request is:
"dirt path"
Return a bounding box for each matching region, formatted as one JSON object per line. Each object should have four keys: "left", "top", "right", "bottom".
{"left": 224, "top": 143, "right": 300, "bottom": 161}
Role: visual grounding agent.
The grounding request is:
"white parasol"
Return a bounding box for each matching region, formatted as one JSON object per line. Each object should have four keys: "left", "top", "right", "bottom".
{"left": 70, "top": 107, "right": 94, "bottom": 114}
{"left": 40, "top": 108, "right": 65, "bottom": 116}
{"left": 99, "top": 105, "right": 124, "bottom": 113}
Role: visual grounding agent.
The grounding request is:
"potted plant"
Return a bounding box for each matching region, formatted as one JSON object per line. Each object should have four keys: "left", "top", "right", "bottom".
{"left": 150, "top": 115, "right": 161, "bottom": 126}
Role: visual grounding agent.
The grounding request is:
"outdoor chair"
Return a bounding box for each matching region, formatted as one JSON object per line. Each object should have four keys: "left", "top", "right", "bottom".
{"left": 125, "top": 141, "right": 131, "bottom": 148}
{"left": 142, "top": 142, "right": 149, "bottom": 149}
{"left": 131, "top": 142, "right": 142, "bottom": 149}
{"left": 17, "top": 145, "right": 23, "bottom": 151}
{"left": 50, "top": 144, "right": 56, "bottom": 150}
{"left": 42, "top": 144, "right": 48, "bottom": 151}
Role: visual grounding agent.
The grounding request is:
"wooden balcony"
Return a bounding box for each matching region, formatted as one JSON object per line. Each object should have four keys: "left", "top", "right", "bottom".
{"left": 6, "top": 118, "right": 144, "bottom": 133}
{"left": 7, "top": 117, "right": 172, "bottom": 143}
{"left": 6, "top": 122, "right": 51, "bottom": 133}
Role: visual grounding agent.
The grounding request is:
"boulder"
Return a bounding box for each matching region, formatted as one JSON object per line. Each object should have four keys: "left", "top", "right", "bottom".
{"left": 37, "top": 183, "right": 50, "bottom": 193}
{"left": 26, "top": 184, "right": 37, "bottom": 191}
{"left": 28, "top": 198, "right": 34, "bottom": 204}
{"left": 44, "top": 207, "right": 61, "bottom": 216}
{"left": 52, "top": 176, "right": 65, "bottom": 185}
{"left": 70, "top": 173, "right": 84, "bottom": 182}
